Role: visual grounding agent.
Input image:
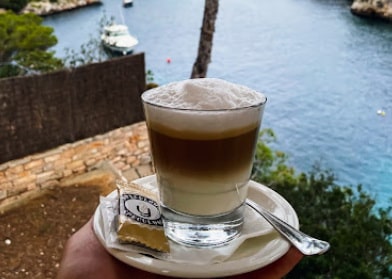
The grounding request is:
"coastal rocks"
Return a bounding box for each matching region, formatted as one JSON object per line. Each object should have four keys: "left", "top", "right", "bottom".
{"left": 351, "top": 0, "right": 392, "bottom": 21}
{"left": 21, "top": 0, "right": 102, "bottom": 16}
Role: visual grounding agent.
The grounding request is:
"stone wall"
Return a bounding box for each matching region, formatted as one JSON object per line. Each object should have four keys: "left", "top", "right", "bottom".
{"left": 0, "top": 121, "right": 153, "bottom": 213}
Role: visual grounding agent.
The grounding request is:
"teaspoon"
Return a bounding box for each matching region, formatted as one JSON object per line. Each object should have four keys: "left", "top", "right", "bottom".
{"left": 246, "top": 199, "right": 330, "bottom": 256}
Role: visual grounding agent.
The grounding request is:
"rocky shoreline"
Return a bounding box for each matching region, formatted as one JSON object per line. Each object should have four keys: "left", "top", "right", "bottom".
{"left": 19, "top": 0, "right": 392, "bottom": 22}
{"left": 21, "top": 0, "right": 102, "bottom": 16}
{"left": 351, "top": 0, "right": 392, "bottom": 21}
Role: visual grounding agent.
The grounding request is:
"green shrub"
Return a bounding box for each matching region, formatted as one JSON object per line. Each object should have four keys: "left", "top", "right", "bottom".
{"left": 253, "top": 129, "right": 392, "bottom": 278}
{"left": 0, "top": 11, "right": 63, "bottom": 78}
{"left": 0, "top": 64, "right": 22, "bottom": 78}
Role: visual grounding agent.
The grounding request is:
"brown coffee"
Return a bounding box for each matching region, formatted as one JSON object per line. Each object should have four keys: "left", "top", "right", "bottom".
{"left": 148, "top": 123, "right": 260, "bottom": 215}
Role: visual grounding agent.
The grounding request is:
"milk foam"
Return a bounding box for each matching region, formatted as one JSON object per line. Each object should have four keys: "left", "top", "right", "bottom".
{"left": 142, "top": 78, "right": 266, "bottom": 110}
{"left": 142, "top": 78, "right": 267, "bottom": 135}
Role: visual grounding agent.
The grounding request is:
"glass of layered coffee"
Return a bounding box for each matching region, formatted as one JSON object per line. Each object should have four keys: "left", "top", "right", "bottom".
{"left": 141, "top": 78, "right": 267, "bottom": 247}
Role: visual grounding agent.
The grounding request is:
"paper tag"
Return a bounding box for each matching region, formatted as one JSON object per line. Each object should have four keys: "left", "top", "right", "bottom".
{"left": 117, "top": 181, "right": 170, "bottom": 253}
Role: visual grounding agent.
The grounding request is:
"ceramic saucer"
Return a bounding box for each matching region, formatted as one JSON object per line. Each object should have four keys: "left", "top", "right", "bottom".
{"left": 93, "top": 177, "right": 299, "bottom": 278}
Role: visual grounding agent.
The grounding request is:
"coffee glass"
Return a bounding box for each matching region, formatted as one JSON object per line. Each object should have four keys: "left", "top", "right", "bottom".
{"left": 141, "top": 78, "right": 267, "bottom": 247}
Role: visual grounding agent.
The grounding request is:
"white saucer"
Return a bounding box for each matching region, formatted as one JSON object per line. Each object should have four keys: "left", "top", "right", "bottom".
{"left": 93, "top": 177, "right": 299, "bottom": 278}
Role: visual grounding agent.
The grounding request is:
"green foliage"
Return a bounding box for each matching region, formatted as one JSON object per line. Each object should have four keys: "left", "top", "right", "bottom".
{"left": 15, "top": 50, "right": 63, "bottom": 72}
{"left": 63, "top": 35, "right": 107, "bottom": 68}
{"left": 146, "top": 69, "right": 154, "bottom": 83}
{"left": 0, "top": 63, "right": 21, "bottom": 78}
{"left": 0, "top": 11, "right": 63, "bottom": 78}
{"left": 252, "top": 129, "right": 392, "bottom": 279}
{"left": 0, "top": 0, "right": 29, "bottom": 12}
{"left": 145, "top": 70, "right": 158, "bottom": 90}
{"left": 252, "top": 128, "right": 296, "bottom": 184}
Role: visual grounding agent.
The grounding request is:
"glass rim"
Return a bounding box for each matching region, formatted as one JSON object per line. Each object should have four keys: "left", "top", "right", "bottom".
{"left": 141, "top": 93, "right": 267, "bottom": 112}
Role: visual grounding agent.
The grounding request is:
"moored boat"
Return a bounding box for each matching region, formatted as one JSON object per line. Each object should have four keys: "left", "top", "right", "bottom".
{"left": 123, "top": 0, "right": 133, "bottom": 7}
{"left": 101, "top": 24, "right": 138, "bottom": 55}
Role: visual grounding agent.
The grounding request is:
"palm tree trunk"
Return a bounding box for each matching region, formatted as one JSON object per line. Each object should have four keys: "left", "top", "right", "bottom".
{"left": 190, "top": 0, "right": 219, "bottom": 79}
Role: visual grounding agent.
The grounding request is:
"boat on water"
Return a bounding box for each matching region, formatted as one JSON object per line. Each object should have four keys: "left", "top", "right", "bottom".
{"left": 101, "top": 24, "right": 138, "bottom": 55}
{"left": 123, "top": 0, "right": 133, "bottom": 7}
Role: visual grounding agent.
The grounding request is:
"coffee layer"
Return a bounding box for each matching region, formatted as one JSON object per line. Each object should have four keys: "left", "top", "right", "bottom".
{"left": 148, "top": 126, "right": 259, "bottom": 215}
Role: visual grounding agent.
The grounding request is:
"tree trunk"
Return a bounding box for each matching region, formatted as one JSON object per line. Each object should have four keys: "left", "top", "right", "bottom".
{"left": 190, "top": 0, "right": 219, "bottom": 79}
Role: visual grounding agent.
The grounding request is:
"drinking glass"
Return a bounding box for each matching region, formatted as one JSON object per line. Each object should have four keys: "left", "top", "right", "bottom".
{"left": 142, "top": 78, "right": 267, "bottom": 247}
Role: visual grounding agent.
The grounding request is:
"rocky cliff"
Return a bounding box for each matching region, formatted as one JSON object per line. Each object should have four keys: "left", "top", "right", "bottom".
{"left": 22, "top": 0, "right": 101, "bottom": 16}
{"left": 351, "top": 0, "right": 392, "bottom": 21}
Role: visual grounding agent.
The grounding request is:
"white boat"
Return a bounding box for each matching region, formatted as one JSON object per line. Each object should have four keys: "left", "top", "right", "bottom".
{"left": 101, "top": 24, "right": 138, "bottom": 55}
{"left": 123, "top": 0, "right": 133, "bottom": 7}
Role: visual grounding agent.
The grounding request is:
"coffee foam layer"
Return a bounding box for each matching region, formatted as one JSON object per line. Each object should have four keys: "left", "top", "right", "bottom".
{"left": 142, "top": 78, "right": 266, "bottom": 134}
{"left": 142, "top": 78, "right": 266, "bottom": 110}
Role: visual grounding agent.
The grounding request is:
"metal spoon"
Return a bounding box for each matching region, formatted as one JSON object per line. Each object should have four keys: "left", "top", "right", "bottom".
{"left": 246, "top": 199, "right": 330, "bottom": 255}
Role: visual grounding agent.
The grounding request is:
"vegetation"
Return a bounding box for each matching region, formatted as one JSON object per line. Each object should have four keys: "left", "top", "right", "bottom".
{"left": 63, "top": 35, "right": 107, "bottom": 68}
{"left": 145, "top": 70, "right": 158, "bottom": 89}
{"left": 0, "top": 9, "right": 154, "bottom": 86}
{"left": 0, "top": 0, "right": 58, "bottom": 12}
{"left": 0, "top": 0, "right": 29, "bottom": 13}
{"left": 0, "top": 10, "right": 112, "bottom": 78}
{"left": 62, "top": 14, "right": 114, "bottom": 68}
{"left": 0, "top": 11, "right": 63, "bottom": 78}
{"left": 253, "top": 129, "right": 392, "bottom": 279}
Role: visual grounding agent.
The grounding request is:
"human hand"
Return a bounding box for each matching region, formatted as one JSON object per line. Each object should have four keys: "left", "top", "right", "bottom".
{"left": 56, "top": 218, "right": 303, "bottom": 279}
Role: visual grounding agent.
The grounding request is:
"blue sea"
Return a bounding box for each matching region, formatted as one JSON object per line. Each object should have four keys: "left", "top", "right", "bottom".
{"left": 44, "top": 0, "right": 392, "bottom": 209}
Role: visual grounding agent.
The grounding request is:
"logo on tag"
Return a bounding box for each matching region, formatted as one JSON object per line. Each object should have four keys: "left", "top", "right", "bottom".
{"left": 122, "top": 194, "right": 163, "bottom": 226}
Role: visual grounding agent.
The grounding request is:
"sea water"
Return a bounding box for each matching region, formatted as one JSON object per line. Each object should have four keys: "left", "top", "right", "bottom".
{"left": 44, "top": 0, "right": 392, "bottom": 209}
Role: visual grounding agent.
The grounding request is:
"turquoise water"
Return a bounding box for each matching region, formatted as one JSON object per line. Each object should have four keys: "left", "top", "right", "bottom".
{"left": 44, "top": 0, "right": 392, "bottom": 208}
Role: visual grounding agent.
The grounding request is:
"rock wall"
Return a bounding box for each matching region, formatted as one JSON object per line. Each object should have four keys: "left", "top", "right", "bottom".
{"left": 351, "top": 0, "right": 392, "bottom": 21}
{"left": 22, "top": 0, "right": 102, "bottom": 16}
{"left": 0, "top": 122, "right": 153, "bottom": 213}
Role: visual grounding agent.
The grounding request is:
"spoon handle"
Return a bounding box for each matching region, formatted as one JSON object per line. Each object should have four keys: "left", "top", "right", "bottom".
{"left": 246, "top": 199, "right": 330, "bottom": 256}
